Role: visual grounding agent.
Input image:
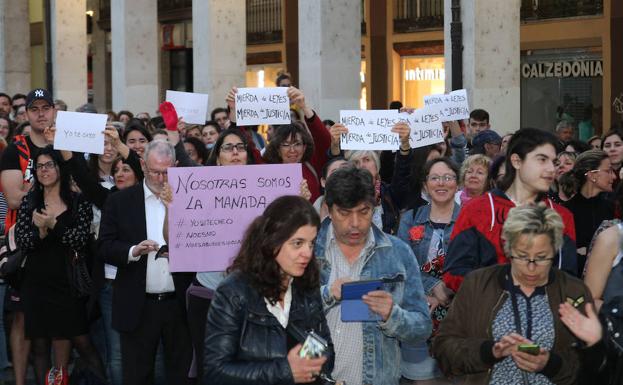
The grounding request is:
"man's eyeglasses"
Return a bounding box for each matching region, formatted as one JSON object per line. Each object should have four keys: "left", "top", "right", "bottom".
{"left": 35, "top": 161, "right": 56, "bottom": 171}
{"left": 509, "top": 255, "right": 555, "bottom": 266}
{"left": 426, "top": 174, "right": 457, "bottom": 183}
{"left": 280, "top": 142, "right": 304, "bottom": 150}
{"left": 27, "top": 105, "right": 53, "bottom": 114}
{"left": 221, "top": 143, "right": 247, "bottom": 153}
{"left": 12, "top": 104, "right": 24, "bottom": 112}
{"left": 146, "top": 168, "right": 168, "bottom": 178}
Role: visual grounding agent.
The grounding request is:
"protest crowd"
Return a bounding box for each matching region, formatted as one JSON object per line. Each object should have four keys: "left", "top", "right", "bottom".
{"left": 0, "top": 72, "right": 622, "bottom": 385}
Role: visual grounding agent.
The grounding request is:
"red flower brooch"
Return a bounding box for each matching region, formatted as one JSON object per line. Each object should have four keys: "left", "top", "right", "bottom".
{"left": 409, "top": 225, "right": 425, "bottom": 242}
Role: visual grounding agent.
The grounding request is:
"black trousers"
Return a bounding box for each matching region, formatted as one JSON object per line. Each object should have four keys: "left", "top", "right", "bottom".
{"left": 187, "top": 294, "right": 211, "bottom": 380}
{"left": 120, "top": 297, "right": 194, "bottom": 385}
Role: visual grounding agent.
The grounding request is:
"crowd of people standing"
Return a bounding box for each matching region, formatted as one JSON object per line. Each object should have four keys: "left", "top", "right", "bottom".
{"left": 0, "top": 74, "right": 622, "bottom": 385}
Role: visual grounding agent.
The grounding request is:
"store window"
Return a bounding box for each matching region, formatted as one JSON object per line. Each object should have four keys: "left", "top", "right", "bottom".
{"left": 401, "top": 56, "right": 445, "bottom": 108}
{"left": 246, "top": 65, "right": 285, "bottom": 88}
{"left": 521, "top": 48, "right": 603, "bottom": 136}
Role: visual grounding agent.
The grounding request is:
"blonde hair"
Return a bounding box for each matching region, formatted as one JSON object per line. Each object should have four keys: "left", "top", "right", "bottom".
{"left": 459, "top": 154, "right": 491, "bottom": 185}
{"left": 502, "top": 203, "right": 564, "bottom": 257}
{"left": 345, "top": 150, "right": 381, "bottom": 178}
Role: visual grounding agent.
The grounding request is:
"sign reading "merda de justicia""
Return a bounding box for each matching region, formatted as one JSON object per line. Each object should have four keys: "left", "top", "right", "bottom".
{"left": 522, "top": 60, "right": 603, "bottom": 79}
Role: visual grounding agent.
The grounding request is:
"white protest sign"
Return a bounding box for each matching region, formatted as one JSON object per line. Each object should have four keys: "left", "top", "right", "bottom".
{"left": 235, "top": 87, "right": 291, "bottom": 126}
{"left": 339, "top": 110, "right": 402, "bottom": 150}
{"left": 53, "top": 111, "right": 107, "bottom": 154}
{"left": 423, "top": 89, "right": 470, "bottom": 122}
{"left": 165, "top": 90, "right": 210, "bottom": 125}
{"left": 407, "top": 107, "right": 445, "bottom": 149}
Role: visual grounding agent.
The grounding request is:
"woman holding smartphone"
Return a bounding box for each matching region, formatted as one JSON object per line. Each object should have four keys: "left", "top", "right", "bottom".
{"left": 203, "top": 196, "right": 334, "bottom": 385}
{"left": 432, "top": 204, "right": 593, "bottom": 385}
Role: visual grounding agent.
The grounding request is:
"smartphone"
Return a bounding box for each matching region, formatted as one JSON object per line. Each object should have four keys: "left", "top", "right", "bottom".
{"left": 517, "top": 343, "right": 540, "bottom": 355}
{"left": 299, "top": 331, "right": 328, "bottom": 359}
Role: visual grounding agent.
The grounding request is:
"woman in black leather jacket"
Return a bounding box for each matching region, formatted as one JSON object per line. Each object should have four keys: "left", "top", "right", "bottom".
{"left": 203, "top": 196, "right": 335, "bottom": 385}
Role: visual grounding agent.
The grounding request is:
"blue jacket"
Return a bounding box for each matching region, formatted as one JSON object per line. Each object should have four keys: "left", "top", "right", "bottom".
{"left": 397, "top": 203, "right": 461, "bottom": 294}
{"left": 314, "top": 219, "right": 432, "bottom": 385}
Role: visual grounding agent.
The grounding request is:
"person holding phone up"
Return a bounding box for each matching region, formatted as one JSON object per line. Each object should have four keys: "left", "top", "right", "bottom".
{"left": 432, "top": 204, "right": 594, "bottom": 385}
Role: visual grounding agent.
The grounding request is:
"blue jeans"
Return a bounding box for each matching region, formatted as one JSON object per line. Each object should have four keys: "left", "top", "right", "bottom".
{"left": 95, "top": 281, "right": 122, "bottom": 385}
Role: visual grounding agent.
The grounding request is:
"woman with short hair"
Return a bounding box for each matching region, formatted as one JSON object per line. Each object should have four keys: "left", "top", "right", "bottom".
{"left": 433, "top": 204, "right": 593, "bottom": 385}
{"left": 456, "top": 154, "right": 490, "bottom": 205}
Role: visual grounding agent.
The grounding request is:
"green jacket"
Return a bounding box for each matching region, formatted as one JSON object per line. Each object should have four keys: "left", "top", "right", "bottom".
{"left": 432, "top": 264, "right": 592, "bottom": 385}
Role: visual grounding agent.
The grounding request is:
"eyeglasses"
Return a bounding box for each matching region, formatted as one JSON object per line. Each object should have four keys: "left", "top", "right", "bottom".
{"left": 588, "top": 168, "right": 615, "bottom": 175}
{"left": 221, "top": 143, "right": 247, "bottom": 153}
{"left": 510, "top": 255, "right": 555, "bottom": 266}
{"left": 426, "top": 174, "right": 457, "bottom": 183}
{"left": 35, "top": 161, "right": 56, "bottom": 171}
{"left": 27, "top": 105, "right": 53, "bottom": 114}
{"left": 12, "top": 104, "right": 24, "bottom": 111}
{"left": 146, "top": 168, "right": 168, "bottom": 178}
{"left": 280, "top": 142, "right": 304, "bottom": 150}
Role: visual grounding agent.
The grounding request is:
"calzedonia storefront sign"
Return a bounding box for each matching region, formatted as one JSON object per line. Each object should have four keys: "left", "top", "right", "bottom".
{"left": 521, "top": 60, "right": 603, "bottom": 79}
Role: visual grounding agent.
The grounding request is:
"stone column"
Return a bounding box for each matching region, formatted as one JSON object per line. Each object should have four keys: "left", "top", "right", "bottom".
{"left": 444, "top": 0, "right": 521, "bottom": 134}
{"left": 298, "top": 0, "right": 361, "bottom": 120}
{"left": 192, "top": 0, "right": 246, "bottom": 111}
{"left": 90, "top": 0, "right": 108, "bottom": 112}
{"left": 111, "top": 0, "right": 158, "bottom": 113}
{"left": 51, "top": 0, "right": 87, "bottom": 110}
{"left": 0, "top": 0, "right": 31, "bottom": 95}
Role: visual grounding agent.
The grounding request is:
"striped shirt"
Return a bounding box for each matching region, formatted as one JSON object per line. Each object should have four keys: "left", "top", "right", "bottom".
{"left": 325, "top": 225, "right": 375, "bottom": 385}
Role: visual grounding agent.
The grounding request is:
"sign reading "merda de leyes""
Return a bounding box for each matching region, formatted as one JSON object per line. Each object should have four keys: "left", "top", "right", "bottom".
{"left": 235, "top": 87, "right": 291, "bottom": 126}
{"left": 339, "top": 108, "right": 444, "bottom": 151}
{"left": 166, "top": 164, "right": 302, "bottom": 272}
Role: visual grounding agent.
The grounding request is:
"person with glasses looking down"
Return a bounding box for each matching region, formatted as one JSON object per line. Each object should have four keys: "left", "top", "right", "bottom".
{"left": 98, "top": 140, "right": 194, "bottom": 385}
{"left": 433, "top": 203, "right": 594, "bottom": 385}
{"left": 442, "top": 128, "right": 578, "bottom": 294}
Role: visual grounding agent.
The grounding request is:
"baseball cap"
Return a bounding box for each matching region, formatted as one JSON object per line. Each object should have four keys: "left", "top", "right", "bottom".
{"left": 472, "top": 130, "right": 502, "bottom": 148}
{"left": 25, "top": 88, "right": 54, "bottom": 108}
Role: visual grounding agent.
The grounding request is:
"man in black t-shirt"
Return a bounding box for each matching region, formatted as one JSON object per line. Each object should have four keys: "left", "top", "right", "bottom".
{"left": 0, "top": 88, "right": 55, "bottom": 385}
{"left": 1, "top": 88, "right": 55, "bottom": 209}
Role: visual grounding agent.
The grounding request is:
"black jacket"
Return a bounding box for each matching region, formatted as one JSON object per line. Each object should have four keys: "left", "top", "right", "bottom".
{"left": 203, "top": 272, "right": 334, "bottom": 385}
{"left": 97, "top": 182, "right": 192, "bottom": 332}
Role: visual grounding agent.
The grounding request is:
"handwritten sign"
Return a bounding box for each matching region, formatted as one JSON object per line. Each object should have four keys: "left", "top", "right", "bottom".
{"left": 165, "top": 90, "right": 210, "bottom": 125}
{"left": 235, "top": 87, "right": 291, "bottom": 126}
{"left": 53, "top": 111, "right": 107, "bottom": 154}
{"left": 339, "top": 109, "right": 444, "bottom": 150}
{"left": 167, "top": 164, "right": 302, "bottom": 272}
{"left": 339, "top": 110, "right": 402, "bottom": 150}
{"left": 423, "top": 89, "right": 470, "bottom": 122}
{"left": 407, "top": 107, "right": 445, "bottom": 148}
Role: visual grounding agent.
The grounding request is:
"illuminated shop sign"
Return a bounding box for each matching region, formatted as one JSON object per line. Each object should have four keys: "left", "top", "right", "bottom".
{"left": 405, "top": 68, "right": 446, "bottom": 81}
{"left": 521, "top": 60, "right": 603, "bottom": 79}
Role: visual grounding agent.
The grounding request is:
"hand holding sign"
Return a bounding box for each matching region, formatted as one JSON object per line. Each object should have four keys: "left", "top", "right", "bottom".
{"left": 235, "top": 87, "right": 291, "bottom": 126}
{"left": 339, "top": 110, "right": 402, "bottom": 151}
{"left": 53, "top": 111, "right": 107, "bottom": 155}
{"left": 423, "top": 89, "right": 470, "bottom": 122}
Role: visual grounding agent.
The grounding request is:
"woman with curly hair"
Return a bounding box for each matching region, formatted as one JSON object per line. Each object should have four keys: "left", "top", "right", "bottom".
{"left": 203, "top": 196, "right": 334, "bottom": 384}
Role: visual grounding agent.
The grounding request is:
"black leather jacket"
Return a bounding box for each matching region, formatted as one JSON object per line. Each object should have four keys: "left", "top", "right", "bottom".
{"left": 203, "top": 272, "right": 335, "bottom": 385}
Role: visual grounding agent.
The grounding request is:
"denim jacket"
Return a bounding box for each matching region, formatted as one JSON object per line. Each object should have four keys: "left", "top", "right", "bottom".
{"left": 314, "top": 219, "right": 432, "bottom": 385}
{"left": 397, "top": 203, "right": 461, "bottom": 294}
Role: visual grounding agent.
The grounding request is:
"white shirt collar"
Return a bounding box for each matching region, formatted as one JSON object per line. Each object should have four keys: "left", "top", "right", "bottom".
{"left": 143, "top": 180, "right": 158, "bottom": 201}
{"left": 264, "top": 280, "right": 293, "bottom": 329}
